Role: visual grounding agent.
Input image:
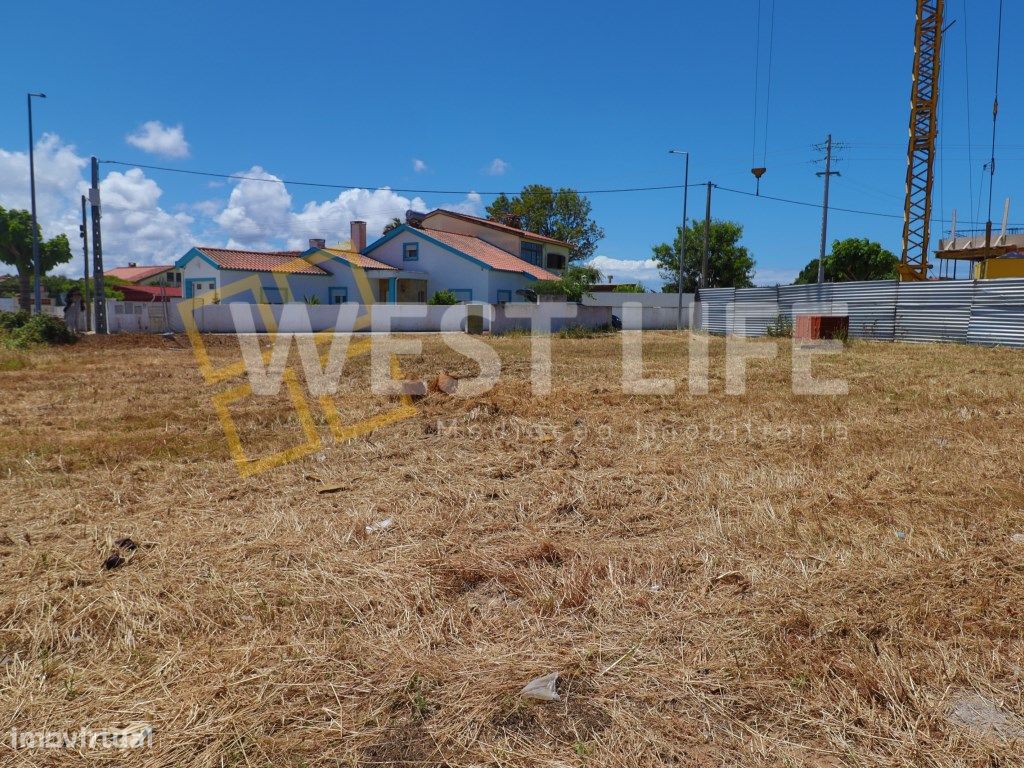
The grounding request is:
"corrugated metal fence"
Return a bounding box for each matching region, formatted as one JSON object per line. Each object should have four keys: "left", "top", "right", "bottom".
{"left": 698, "top": 278, "right": 1024, "bottom": 348}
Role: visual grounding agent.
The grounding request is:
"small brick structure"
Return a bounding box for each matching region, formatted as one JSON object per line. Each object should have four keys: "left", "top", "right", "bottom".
{"left": 794, "top": 314, "right": 850, "bottom": 341}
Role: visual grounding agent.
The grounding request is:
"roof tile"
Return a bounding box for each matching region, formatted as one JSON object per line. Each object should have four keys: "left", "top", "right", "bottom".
{"left": 422, "top": 229, "right": 557, "bottom": 280}
{"left": 196, "top": 247, "right": 328, "bottom": 275}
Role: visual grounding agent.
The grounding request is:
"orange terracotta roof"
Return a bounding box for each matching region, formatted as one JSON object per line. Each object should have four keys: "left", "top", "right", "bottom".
{"left": 422, "top": 209, "right": 571, "bottom": 248}
{"left": 422, "top": 229, "right": 557, "bottom": 280}
{"left": 320, "top": 248, "right": 397, "bottom": 271}
{"left": 106, "top": 265, "right": 173, "bottom": 283}
{"left": 195, "top": 247, "right": 328, "bottom": 275}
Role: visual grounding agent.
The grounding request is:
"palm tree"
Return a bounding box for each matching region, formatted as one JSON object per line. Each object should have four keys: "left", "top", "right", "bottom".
{"left": 382, "top": 217, "right": 402, "bottom": 234}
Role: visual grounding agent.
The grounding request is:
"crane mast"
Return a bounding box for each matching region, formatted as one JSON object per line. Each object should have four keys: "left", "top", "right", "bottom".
{"left": 900, "top": 0, "right": 944, "bottom": 281}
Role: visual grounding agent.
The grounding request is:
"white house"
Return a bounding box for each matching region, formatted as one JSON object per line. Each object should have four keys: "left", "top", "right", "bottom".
{"left": 175, "top": 215, "right": 567, "bottom": 305}
{"left": 362, "top": 210, "right": 564, "bottom": 303}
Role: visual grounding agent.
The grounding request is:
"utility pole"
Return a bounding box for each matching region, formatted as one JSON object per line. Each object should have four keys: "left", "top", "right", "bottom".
{"left": 80, "top": 195, "right": 91, "bottom": 332}
{"left": 90, "top": 157, "right": 107, "bottom": 334}
{"left": 815, "top": 134, "right": 840, "bottom": 284}
{"left": 701, "top": 182, "right": 713, "bottom": 289}
{"left": 27, "top": 92, "right": 46, "bottom": 314}
{"left": 669, "top": 150, "right": 689, "bottom": 330}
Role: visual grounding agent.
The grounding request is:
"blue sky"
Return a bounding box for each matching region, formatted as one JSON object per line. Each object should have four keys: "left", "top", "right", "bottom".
{"left": 1, "top": 0, "right": 1020, "bottom": 286}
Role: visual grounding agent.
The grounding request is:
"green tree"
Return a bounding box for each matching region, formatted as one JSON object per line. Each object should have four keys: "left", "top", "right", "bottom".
{"left": 652, "top": 219, "right": 755, "bottom": 293}
{"left": 531, "top": 264, "right": 601, "bottom": 302}
{"left": 485, "top": 185, "right": 604, "bottom": 262}
{"left": 0, "top": 206, "right": 73, "bottom": 310}
{"left": 382, "top": 217, "right": 403, "bottom": 234}
{"left": 612, "top": 283, "right": 646, "bottom": 293}
{"left": 794, "top": 238, "right": 899, "bottom": 284}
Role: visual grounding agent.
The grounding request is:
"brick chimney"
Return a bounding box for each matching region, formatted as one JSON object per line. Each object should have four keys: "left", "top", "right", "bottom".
{"left": 350, "top": 220, "right": 367, "bottom": 252}
{"left": 308, "top": 238, "right": 326, "bottom": 250}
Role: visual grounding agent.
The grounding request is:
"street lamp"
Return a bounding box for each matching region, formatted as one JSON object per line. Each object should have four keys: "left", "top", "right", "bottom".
{"left": 27, "top": 92, "right": 47, "bottom": 314}
{"left": 668, "top": 149, "right": 689, "bottom": 330}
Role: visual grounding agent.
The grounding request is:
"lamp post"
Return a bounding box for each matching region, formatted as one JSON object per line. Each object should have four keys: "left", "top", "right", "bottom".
{"left": 27, "top": 92, "right": 46, "bottom": 314}
{"left": 669, "top": 150, "right": 690, "bottom": 330}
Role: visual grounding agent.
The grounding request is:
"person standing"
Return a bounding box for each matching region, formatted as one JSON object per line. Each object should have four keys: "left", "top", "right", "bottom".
{"left": 63, "top": 288, "right": 85, "bottom": 333}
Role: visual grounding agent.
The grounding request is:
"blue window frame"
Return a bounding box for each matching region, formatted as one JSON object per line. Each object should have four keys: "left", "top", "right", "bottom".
{"left": 496, "top": 290, "right": 512, "bottom": 303}
{"left": 403, "top": 242, "right": 419, "bottom": 261}
{"left": 328, "top": 286, "right": 348, "bottom": 304}
{"left": 451, "top": 289, "right": 472, "bottom": 302}
{"left": 520, "top": 242, "right": 542, "bottom": 265}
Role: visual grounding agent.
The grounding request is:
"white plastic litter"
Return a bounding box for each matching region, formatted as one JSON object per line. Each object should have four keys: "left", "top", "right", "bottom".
{"left": 521, "top": 672, "right": 560, "bottom": 702}
{"left": 365, "top": 518, "right": 393, "bottom": 534}
{"left": 1011, "top": 533, "right": 1024, "bottom": 544}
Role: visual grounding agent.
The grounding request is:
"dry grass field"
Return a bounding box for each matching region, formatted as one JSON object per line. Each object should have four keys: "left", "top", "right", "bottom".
{"left": 1, "top": 331, "right": 1023, "bottom": 767}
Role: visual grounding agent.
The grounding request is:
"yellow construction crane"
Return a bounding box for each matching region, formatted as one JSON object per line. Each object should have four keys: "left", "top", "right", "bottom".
{"left": 899, "top": 0, "right": 944, "bottom": 281}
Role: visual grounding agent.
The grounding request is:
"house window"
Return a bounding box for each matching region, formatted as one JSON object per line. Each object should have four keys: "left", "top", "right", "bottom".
{"left": 328, "top": 287, "right": 348, "bottom": 304}
{"left": 263, "top": 287, "right": 283, "bottom": 304}
{"left": 451, "top": 289, "right": 472, "bottom": 302}
{"left": 520, "top": 242, "right": 542, "bottom": 265}
{"left": 403, "top": 242, "right": 419, "bottom": 261}
{"left": 546, "top": 252, "right": 567, "bottom": 271}
{"left": 496, "top": 290, "right": 512, "bottom": 303}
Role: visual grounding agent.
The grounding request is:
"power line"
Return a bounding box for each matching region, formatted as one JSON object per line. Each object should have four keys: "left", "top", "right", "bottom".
{"left": 97, "top": 159, "right": 706, "bottom": 196}
{"left": 96, "top": 159, "right": 1018, "bottom": 228}
{"left": 714, "top": 184, "right": 1017, "bottom": 227}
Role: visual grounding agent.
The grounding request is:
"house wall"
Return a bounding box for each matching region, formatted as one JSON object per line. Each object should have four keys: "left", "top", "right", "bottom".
{"left": 422, "top": 212, "right": 569, "bottom": 271}
{"left": 137, "top": 269, "right": 182, "bottom": 287}
{"left": 367, "top": 231, "right": 493, "bottom": 302}
{"left": 313, "top": 255, "right": 373, "bottom": 303}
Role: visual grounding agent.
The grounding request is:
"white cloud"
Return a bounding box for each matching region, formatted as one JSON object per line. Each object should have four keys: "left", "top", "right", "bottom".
{"left": 0, "top": 134, "right": 197, "bottom": 271}
{"left": 753, "top": 267, "right": 798, "bottom": 286}
{"left": 587, "top": 256, "right": 663, "bottom": 288}
{"left": 214, "top": 166, "right": 293, "bottom": 249}
{"left": 0, "top": 133, "right": 88, "bottom": 246}
{"left": 99, "top": 169, "right": 195, "bottom": 264}
{"left": 217, "top": 166, "right": 485, "bottom": 250}
{"left": 412, "top": 159, "right": 427, "bottom": 173}
{"left": 438, "top": 191, "right": 482, "bottom": 217}
{"left": 485, "top": 158, "right": 509, "bottom": 176}
{"left": 125, "top": 121, "right": 190, "bottom": 158}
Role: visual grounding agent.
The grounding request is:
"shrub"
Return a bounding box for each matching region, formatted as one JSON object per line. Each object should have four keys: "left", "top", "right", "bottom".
{"left": 557, "top": 323, "right": 616, "bottom": 339}
{"left": 612, "top": 283, "right": 645, "bottom": 293}
{"left": 428, "top": 290, "right": 459, "bottom": 306}
{"left": 4, "top": 314, "right": 77, "bottom": 349}
{"left": 0, "top": 310, "right": 31, "bottom": 331}
{"left": 765, "top": 313, "right": 793, "bottom": 338}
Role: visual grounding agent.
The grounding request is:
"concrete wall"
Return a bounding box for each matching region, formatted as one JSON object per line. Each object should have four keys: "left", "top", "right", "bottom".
{"left": 583, "top": 292, "right": 694, "bottom": 309}
{"left": 163, "top": 301, "right": 614, "bottom": 335}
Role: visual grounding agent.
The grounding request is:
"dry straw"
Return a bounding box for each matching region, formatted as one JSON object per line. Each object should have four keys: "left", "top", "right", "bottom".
{"left": 0, "top": 331, "right": 1022, "bottom": 766}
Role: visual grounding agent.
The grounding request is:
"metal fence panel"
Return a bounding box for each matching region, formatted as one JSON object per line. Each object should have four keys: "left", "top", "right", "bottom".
{"left": 895, "top": 280, "right": 976, "bottom": 343}
{"left": 830, "top": 280, "right": 898, "bottom": 340}
{"left": 731, "top": 287, "right": 780, "bottom": 336}
{"left": 967, "top": 278, "right": 1024, "bottom": 347}
{"left": 698, "top": 287, "right": 735, "bottom": 335}
{"left": 778, "top": 283, "right": 832, "bottom": 318}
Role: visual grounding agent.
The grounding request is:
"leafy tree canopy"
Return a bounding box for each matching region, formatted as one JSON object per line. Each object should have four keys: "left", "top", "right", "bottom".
{"left": 485, "top": 185, "right": 604, "bottom": 262}
{"left": 652, "top": 219, "right": 755, "bottom": 293}
{"left": 531, "top": 264, "right": 601, "bottom": 302}
{"left": 794, "top": 238, "right": 899, "bottom": 284}
{"left": 0, "top": 206, "right": 73, "bottom": 309}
